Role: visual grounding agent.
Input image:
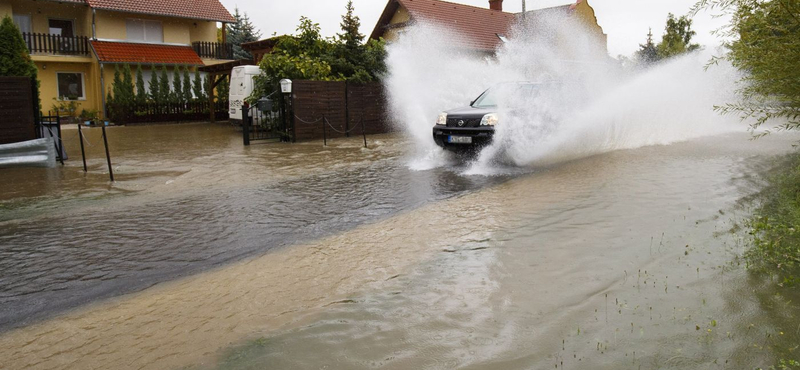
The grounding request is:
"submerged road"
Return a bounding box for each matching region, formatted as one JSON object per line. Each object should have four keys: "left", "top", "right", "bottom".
{"left": 1, "top": 123, "right": 799, "bottom": 370}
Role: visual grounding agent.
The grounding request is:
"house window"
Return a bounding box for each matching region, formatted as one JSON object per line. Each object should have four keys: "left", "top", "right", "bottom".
{"left": 12, "top": 14, "right": 31, "bottom": 34}
{"left": 49, "top": 19, "right": 75, "bottom": 37}
{"left": 126, "top": 19, "right": 163, "bottom": 43}
{"left": 56, "top": 72, "right": 85, "bottom": 100}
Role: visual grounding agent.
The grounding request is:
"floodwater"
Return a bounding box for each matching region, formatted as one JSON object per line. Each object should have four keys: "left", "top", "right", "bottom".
{"left": 1, "top": 123, "right": 799, "bottom": 370}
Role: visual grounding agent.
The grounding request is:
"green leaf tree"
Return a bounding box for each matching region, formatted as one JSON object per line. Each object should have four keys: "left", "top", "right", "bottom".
{"left": 0, "top": 16, "right": 40, "bottom": 113}
{"left": 693, "top": 0, "right": 800, "bottom": 133}
{"left": 656, "top": 13, "right": 701, "bottom": 59}
{"left": 227, "top": 7, "right": 262, "bottom": 60}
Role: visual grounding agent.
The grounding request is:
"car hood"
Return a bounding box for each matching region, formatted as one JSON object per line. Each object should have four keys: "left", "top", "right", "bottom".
{"left": 444, "top": 106, "right": 494, "bottom": 118}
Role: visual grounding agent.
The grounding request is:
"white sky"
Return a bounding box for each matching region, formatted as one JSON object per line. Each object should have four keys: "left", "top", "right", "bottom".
{"left": 218, "top": 0, "right": 730, "bottom": 57}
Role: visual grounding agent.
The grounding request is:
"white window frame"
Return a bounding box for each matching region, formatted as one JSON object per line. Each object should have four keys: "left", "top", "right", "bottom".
{"left": 126, "top": 18, "right": 163, "bottom": 43}
{"left": 12, "top": 14, "right": 32, "bottom": 34}
{"left": 56, "top": 72, "right": 87, "bottom": 101}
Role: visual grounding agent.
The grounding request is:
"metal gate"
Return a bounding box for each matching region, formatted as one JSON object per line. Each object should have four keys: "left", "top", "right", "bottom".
{"left": 242, "top": 94, "right": 291, "bottom": 145}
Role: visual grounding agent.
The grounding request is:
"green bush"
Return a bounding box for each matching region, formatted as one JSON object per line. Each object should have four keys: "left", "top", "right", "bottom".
{"left": 747, "top": 151, "right": 800, "bottom": 286}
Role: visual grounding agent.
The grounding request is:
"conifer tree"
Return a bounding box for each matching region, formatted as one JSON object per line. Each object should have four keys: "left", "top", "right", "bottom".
{"left": 182, "top": 66, "right": 193, "bottom": 103}
{"left": 135, "top": 64, "right": 146, "bottom": 105}
{"left": 635, "top": 28, "right": 659, "bottom": 65}
{"left": 0, "top": 16, "right": 40, "bottom": 112}
{"left": 193, "top": 68, "right": 204, "bottom": 101}
{"left": 158, "top": 64, "right": 170, "bottom": 102}
{"left": 148, "top": 63, "right": 159, "bottom": 102}
{"left": 172, "top": 66, "right": 182, "bottom": 103}
{"left": 227, "top": 7, "right": 261, "bottom": 60}
{"left": 121, "top": 64, "right": 135, "bottom": 111}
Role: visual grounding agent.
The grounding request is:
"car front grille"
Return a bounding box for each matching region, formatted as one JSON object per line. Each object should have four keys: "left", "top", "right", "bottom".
{"left": 446, "top": 118, "right": 482, "bottom": 127}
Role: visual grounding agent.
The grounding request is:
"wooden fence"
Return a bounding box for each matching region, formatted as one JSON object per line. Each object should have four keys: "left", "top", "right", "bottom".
{"left": 292, "top": 81, "right": 391, "bottom": 141}
{"left": 108, "top": 101, "right": 229, "bottom": 124}
{"left": 0, "top": 77, "right": 37, "bottom": 145}
{"left": 22, "top": 33, "right": 91, "bottom": 56}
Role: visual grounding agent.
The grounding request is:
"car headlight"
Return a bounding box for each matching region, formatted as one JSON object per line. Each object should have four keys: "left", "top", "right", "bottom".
{"left": 436, "top": 112, "right": 447, "bottom": 126}
{"left": 480, "top": 113, "right": 499, "bottom": 126}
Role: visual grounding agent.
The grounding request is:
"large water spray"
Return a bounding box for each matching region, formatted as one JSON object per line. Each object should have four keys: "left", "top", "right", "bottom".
{"left": 383, "top": 11, "right": 743, "bottom": 173}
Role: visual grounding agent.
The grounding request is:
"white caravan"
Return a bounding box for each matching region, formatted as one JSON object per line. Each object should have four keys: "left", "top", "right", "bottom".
{"left": 228, "top": 65, "right": 262, "bottom": 121}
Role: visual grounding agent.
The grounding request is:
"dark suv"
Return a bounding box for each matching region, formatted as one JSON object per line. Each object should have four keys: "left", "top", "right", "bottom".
{"left": 432, "top": 82, "right": 547, "bottom": 152}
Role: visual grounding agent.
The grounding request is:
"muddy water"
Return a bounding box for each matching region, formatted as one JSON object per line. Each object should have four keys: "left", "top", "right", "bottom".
{"left": 1, "top": 124, "right": 799, "bottom": 369}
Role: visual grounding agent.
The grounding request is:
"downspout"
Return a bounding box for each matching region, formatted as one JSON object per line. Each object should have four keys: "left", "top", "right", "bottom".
{"left": 92, "top": 9, "right": 97, "bottom": 39}
{"left": 100, "top": 63, "right": 107, "bottom": 119}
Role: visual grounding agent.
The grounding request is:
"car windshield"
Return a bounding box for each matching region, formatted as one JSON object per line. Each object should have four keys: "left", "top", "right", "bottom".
{"left": 471, "top": 83, "right": 543, "bottom": 108}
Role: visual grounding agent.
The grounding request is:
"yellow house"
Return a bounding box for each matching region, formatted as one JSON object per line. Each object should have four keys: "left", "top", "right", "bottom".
{"left": 370, "top": 0, "right": 607, "bottom": 56}
{"left": 0, "top": 0, "right": 235, "bottom": 118}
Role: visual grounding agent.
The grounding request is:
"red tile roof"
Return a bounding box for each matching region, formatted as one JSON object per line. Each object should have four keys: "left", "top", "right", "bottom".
{"left": 372, "top": 0, "right": 518, "bottom": 52}
{"left": 85, "top": 0, "right": 235, "bottom": 23}
{"left": 91, "top": 41, "right": 204, "bottom": 65}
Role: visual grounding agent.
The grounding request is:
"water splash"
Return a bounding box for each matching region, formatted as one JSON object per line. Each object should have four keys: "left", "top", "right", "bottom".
{"left": 383, "top": 13, "right": 743, "bottom": 175}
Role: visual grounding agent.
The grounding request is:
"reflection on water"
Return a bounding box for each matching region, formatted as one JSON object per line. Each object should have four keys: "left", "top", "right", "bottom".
{"left": 0, "top": 124, "right": 513, "bottom": 331}
{"left": 1, "top": 124, "right": 799, "bottom": 370}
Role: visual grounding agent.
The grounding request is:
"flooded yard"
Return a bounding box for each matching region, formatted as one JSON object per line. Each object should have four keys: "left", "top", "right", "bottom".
{"left": 1, "top": 123, "right": 799, "bottom": 369}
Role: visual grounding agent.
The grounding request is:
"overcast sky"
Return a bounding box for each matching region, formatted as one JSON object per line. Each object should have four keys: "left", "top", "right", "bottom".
{"left": 218, "top": 0, "right": 730, "bottom": 57}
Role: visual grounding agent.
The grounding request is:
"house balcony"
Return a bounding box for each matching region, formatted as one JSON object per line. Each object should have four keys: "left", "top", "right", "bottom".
{"left": 192, "top": 42, "right": 234, "bottom": 60}
{"left": 22, "top": 32, "right": 91, "bottom": 57}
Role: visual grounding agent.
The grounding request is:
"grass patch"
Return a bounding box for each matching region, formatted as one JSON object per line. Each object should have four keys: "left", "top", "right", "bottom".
{"left": 746, "top": 151, "right": 800, "bottom": 286}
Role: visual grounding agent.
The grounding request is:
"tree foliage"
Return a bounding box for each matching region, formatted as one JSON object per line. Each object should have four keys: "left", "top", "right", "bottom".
{"left": 193, "top": 68, "right": 204, "bottom": 101}
{"left": 694, "top": 0, "right": 800, "bottom": 133}
{"left": 227, "top": 7, "right": 262, "bottom": 60}
{"left": 635, "top": 28, "right": 660, "bottom": 64}
{"left": 159, "top": 64, "right": 170, "bottom": 102}
{"left": 135, "top": 64, "right": 146, "bottom": 105}
{"left": 251, "top": 2, "right": 387, "bottom": 102}
{"left": 148, "top": 63, "right": 159, "bottom": 101}
{"left": 657, "top": 13, "right": 701, "bottom": 59}
{"left": 0, "top": 16, "right": 41, "bottom": 112}
{"left": 635, "top": 14, "right": 701, "bottom": 65}
{"left": 182, "top": 66, "right": 193, "bottom": 103}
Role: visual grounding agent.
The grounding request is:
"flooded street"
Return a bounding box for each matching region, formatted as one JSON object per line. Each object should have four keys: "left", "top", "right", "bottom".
{"left": 1, "top": 123, "right": 799, "bottom": 369}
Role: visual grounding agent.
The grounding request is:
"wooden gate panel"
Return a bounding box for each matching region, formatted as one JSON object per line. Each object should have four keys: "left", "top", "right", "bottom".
{"left": 0, "top": 77, "right": 36, "bottom": 145}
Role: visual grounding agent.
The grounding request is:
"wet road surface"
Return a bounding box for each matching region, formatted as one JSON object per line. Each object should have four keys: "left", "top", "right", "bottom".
{"left": 1, "top": 123, "right": 799, "bottom": 370}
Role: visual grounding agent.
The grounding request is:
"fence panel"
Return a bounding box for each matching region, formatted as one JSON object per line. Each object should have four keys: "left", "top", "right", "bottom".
{"left": 0, "top": 77, "right": 37, "bottom": 145}
{"left": 292, "top": 81, "right": 347, "bottom": 141}
{"left": 108, "top": 101, "right": 229, "bottom": 124}
{"left": 346, "top": 83, "right": 391, "bottom": 135}
{"left": 290, "top": 81, "right": 391, "bottom": 142}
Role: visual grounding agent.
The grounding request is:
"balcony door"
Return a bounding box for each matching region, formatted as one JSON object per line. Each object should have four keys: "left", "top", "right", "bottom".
{"left": 48, "top": 19, "right": 75, "bottom": 38}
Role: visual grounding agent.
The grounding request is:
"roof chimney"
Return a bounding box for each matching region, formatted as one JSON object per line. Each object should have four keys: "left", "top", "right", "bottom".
{"left": 489, "top": 0, "right": 503, "bottom": 11}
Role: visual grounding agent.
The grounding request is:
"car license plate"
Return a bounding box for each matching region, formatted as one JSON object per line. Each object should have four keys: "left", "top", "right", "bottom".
{"left": 448, "top": 136, "right": 472, "bottom": 144}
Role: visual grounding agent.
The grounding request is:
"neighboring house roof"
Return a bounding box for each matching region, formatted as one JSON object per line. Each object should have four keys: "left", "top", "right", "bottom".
{"left": 83, "top": 0, "right": 235, "bottom": 23}
{"left": 371, "top": 0, "right": 517, "bottom": 52}
{"left": 91, "top": 41, "right": 204, "bottom": 65}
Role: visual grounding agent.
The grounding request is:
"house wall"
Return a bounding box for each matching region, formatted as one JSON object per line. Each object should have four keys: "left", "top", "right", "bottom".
{"left": 95, "top": 10, "right": 218, "bottom": 44}
{"left": 36, "top": 61, "right": 101, "bottom": 114}
{"left": 382, "top": 6, "right": 411, "bottom": 42}
{"left": 572, "top": 1, "right": 608, "bottom": 53}
{"left": 2, "top": 0, "right": 91, "bottom": 36}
